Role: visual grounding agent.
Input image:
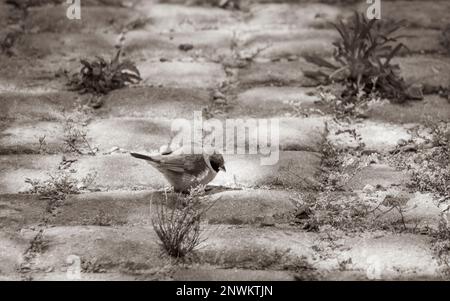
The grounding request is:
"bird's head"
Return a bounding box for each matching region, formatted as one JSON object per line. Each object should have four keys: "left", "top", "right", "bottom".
{"left": 209, "top": 153, "right": 226, "bottom": 173}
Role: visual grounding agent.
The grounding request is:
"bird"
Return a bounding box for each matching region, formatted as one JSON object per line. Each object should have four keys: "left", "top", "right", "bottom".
{"left": 130, "top": 149, "right": 226, "bottom": 193}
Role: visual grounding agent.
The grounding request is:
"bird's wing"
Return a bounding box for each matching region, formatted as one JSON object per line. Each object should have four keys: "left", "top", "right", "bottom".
{"left": 156, "top": 154, "right": 208, "bottom": 175}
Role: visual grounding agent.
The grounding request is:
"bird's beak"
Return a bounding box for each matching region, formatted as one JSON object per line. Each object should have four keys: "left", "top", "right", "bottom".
{"left": 220, "top": 166, "right": 226, "bottom": 172}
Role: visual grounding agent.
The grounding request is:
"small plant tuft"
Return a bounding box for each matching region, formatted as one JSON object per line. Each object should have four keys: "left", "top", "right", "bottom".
{"left": 152, "top": 186, "right": 214, "bottom": 259}
{"left": 67, "top": 49, "right": 141, "bottom": 95}
{"left": 25, "top": 169, "right": 97, "bottom": 201}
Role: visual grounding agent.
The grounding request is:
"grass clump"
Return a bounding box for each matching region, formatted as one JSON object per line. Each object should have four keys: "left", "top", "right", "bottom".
{"left": 67, "top": 49, "right": 141, "bottom": 95}
{"left": 305, "top": 13, "right": 421, "bottom": 104}
{"left": 152, "top": 186, "right": 214, "bottom": 259}
{"left": 25, "top": 169, "right": 97, "bottom": 201}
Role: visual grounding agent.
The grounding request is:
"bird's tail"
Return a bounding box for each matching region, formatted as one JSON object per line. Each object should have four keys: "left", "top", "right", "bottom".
{"left": 130, "top": 152, "right": 158, "bottom": 162}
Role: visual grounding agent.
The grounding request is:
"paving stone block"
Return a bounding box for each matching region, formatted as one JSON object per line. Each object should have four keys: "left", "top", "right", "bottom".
{"left": 16, "top": 33, "right": 118, "bottom": 60}
{"left": 345, "top": 164, "right": 410, "bottom": 191}
{"left": 75, "top": 154, "right": 168, "bottom": 190}
{"left": 328, "top": 120, "right": 412, "bottom": 153}
{"left": 213, "top": 151, "right": 322, "bottom": 189}
{"left": 394, "top": 55, "right": 450, "bottom": 88}
{"left": 139, "top": 61, "right": 226, "bottom": 89}
{"left": 357, "top": 191, "right": 444, "bottom": 230}
{"left": 246, "top": 3, "right": 346, "bottom": 29}
{"left": 404, "top": 193, "right": 447, "bottom": 228}
{"left": 277, "top": 117, "right": 326, "bottom": 152}
{"left": 31, "top": 226, "right": 169, "bottom": 274}
{"left": 332, "top": 233, "right": 440, "bottom": 280}
{"left": 96, "top": 87, "right": 210, "bottom": 118}
{"left": 396, "top": 28, "right": 446, "bottom": 55}
{"left": 52, "top": 191, "right": 158, "bottom": 226}
{"left": 241, "top": 28, "right": 337, "bottom": 59}
{"left": 238, "top": 60, "right": 319, "bottom": 88}
{"left": 26, "top": 5, "right": 140, "bottom": 33}
{"left": 0, "top": 120, "right": 64, "bottom": 154}
{"left": 366, "top": 95, "right": 450, "bottom": 124}
{"left": 87, "top": 118, "right": 172, "bottom": 153}
{"left": 0, "top": 231, "right": 28, "bottom": 277}
{"left": 202, "top": 115, "right": 327, "bottom": 152}
{"left": 234, "top": 86, "right": 321, "bottom": 117}
{"left": 136, "top": 3, "right": 236, "bottom": 31}
{"left": 205, "top": 189, "right": 297, "bottom": 225}
{"left": 0, "top": 56, "right": 67, "bottom": 91}
{"left": 0, "top": 155, "right": 62, "bottom": 194}
{"left": 126, "top": 29, "right": 233, "bottom": 60}
{"left": 0, "top": 194, "right": 47, "bottom": 231}
{"left": 199, "top": 226, "right": 318, "bottom": 267}
{"left": 0, "top": 91, "right": 79, "bottom": 121}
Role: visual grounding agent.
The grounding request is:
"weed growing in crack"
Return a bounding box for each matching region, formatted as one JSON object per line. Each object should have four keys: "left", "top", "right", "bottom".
{"left": 25, "top": 168, "right": 97, "bottom": 220}
{"left": 291, "top": 191, "right": 415, "bottom": 233}
{"left": 63, "top": 117, "right": 96, "bottom": 156}
{"left": 81, "top": 258, "right": 108, "bottom": 274}
{"left": 67, "top": 48, "right": 141, "bottom": 95}
{"left": 314, "top": 85, "right": 380, "bottom": 119}
{"left": 390, "top": 121, "right": 449, "bottom": 198}
{"left": 25, "top": 169, "right": 97, "bottom": 201}
{"left": 202, "top": 85, "right": 233, "bottom": 119}
{"left": 319, "top": 122, "right": 373, "bottom": 190}
{"left": 292, "top": 192, "right": 372, "bottom": 232}
{"left": 307, "top": 125, "right": 418, "bottom": 233}
{"left": 152, "top": 186, "right": 215, "bottom": 259}
{"left": 305, "top": 13, "right": 422, "bottom": 105}
{"left": 219, "top": 30, "right": 271, "bottom": 68}
{"left": 37, "top": 135, "right": 48, "bottom": 154}
{"left": 61, "top": 105, "right": 98, "bottom": 156}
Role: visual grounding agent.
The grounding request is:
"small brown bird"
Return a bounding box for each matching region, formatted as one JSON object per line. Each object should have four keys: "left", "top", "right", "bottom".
{"left": 130, "top": 149, "right": 226, "bottom": 193}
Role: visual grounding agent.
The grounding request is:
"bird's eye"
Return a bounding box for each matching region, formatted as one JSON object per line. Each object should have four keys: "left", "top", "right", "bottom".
{"left": 209, "top": 158, "right": 221, "bottom": 172}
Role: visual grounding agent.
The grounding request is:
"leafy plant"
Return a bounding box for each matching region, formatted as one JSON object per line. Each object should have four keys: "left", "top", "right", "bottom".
{"left": 304, "top": 13, "right": 421, "bottom": 102}
{"left": 68, "top": 49, "right": 142, "bottom": 95}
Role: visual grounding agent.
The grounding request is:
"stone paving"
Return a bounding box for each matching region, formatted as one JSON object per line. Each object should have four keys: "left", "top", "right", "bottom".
{"left": 0, "top": 0, "right": 449, "bottom": 280}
